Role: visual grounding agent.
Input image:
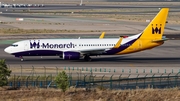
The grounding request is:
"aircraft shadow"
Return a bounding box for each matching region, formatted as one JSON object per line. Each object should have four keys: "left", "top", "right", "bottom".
{"left": 10, "top": 56, "right": 180, "bottom": 64}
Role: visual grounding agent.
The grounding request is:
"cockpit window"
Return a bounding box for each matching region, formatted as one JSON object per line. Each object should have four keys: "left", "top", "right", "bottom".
{"left": 11, "top": 44, "right": 18, "bottom": 47}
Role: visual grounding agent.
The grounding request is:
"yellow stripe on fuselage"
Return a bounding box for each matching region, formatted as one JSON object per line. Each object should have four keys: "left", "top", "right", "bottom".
{"left": 116, "top": 39, "right": 164, "bottom": 55}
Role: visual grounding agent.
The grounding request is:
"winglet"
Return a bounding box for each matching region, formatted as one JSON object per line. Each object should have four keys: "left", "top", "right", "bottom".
{"left": 99, "top": 32, "right": 105, "bottom": 39}
{"left": 114, "top": 37, "right": 123, "bottom": 48}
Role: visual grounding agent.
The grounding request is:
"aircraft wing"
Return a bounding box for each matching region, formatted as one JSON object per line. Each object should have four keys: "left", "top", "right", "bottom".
{"left": 79, "top": 37, "right": 123, "bottom": 55}
{"left": 79, "top": 48, "right": 109, "bottom": 55}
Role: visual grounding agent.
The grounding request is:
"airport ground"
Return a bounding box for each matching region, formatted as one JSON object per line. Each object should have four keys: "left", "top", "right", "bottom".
{"left": 1, "top": 4, "right": 180, "bottom": 34}
{"left": 0, "top": 2, "right": 180, "bottom": 101}
{"left": 1, "top": 39, "right": 180, "bottom": 76}
{"left": 0, "top": 3, "right": 180, "bottom": 75}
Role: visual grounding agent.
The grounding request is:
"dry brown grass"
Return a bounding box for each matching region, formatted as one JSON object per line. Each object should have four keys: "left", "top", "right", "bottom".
{"left": 0, "top": 87, "right": 180, "bottom": 101}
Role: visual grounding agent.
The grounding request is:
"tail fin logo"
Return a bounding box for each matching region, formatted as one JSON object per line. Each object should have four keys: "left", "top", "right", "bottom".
{"left": 30, "top": 40, "right": 40, "bottom": 49}
{"left": 152, "top": 24, "right": 162, "bottom": 34}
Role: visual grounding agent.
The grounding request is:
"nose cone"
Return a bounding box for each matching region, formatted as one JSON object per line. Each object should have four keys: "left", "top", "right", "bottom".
{"left": 4, "top": 47, "right": 11, "bottom": 54}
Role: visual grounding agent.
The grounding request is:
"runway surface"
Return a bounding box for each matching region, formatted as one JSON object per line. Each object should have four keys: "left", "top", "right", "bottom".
{"left": 1, "top": 4, "right": 180, "bottom": 36}
{"left": 1, "top": 34, "right": 180, "bottom": 40}
{"left": 0, "top": 40, "right": 180, "bottom": 74}
{"left": 1, "top": 9, "right": 180, "bottom": 17}
{"left": 0, "top": 4, "right": 180, "bottom": 13}
{"left": 1, "top": 5, "right": 180, "bottom": 35}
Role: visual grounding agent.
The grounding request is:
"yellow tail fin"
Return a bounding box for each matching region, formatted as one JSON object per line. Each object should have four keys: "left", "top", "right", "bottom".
{"left": 140, "top": 8, "right": 169, "bottom": 40}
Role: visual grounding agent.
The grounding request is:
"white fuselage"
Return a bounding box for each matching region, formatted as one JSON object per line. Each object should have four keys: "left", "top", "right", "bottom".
{"left": 4, "top": 33, "right": 141, "bottom": 59}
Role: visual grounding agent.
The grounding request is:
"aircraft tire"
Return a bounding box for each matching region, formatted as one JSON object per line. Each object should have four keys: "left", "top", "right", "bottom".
{"left": 20, "top": 58, "right": 24, "bottom": 61}
{"left": 84, "top": 55, "right": 91, "bottom": 61}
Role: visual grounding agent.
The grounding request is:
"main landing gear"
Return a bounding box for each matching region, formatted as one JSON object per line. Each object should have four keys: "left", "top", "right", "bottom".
{"left": 19, "top": 56, "right": 24, "bottom": 61}
{"left": 84, "top": 55, "right": 92, "bottom": 61}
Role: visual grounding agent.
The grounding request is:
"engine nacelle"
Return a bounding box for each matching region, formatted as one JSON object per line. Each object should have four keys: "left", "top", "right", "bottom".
{"left": 63, "top": 52, "right": 81, "bottom": 60}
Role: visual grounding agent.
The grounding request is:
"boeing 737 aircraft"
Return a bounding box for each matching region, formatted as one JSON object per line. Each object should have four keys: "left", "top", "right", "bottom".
{"left": 4, "top": 8, "right": 169, "bottom": 61}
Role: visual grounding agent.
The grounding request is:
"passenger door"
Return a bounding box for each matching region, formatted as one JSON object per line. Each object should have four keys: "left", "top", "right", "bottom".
{"left": 138, "top": 40, "right": 142, "bottom": 49}
{"left": 24, "top": 41, "right": 28, "bottom": 50}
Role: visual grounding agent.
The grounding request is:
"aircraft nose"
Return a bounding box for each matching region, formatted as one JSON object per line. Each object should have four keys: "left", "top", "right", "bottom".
{"left": 4, "top": 47, "right": 11, "bottom": 54}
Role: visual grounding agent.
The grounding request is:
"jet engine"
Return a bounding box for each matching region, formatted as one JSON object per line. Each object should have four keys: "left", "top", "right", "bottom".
{"left": 63, "top": 52, "right": 81, "bottom": 60}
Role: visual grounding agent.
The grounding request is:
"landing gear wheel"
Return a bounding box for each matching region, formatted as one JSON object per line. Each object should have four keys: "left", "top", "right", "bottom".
{"left": 84, "top": 55, "right": 92, "bottom": 62}
{"left": 88, "top": 57, "right": 92, "bottom": 62}
{"left": 19, "top": 56, "right": 24, "bottom": 62}
{"left": 20, "top": 58, "right": 24, "bottom": 62}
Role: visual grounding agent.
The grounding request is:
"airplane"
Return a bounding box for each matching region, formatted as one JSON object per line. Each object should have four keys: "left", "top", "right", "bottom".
{"left": 4, "top": 8, "right": 169, "bottom": 62}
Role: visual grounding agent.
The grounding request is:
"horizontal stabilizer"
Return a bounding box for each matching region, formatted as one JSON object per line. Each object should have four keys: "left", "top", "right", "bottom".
{"left": 152, "top": 38, "right": 168, "bottom": 42}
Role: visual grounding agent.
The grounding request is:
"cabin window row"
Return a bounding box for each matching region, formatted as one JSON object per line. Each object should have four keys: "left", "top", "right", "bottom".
{"left": 79, "top": 44, "right": 116, "bottom": 47}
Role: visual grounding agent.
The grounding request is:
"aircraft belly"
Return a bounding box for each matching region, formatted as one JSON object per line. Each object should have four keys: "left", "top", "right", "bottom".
{"left": 13, "top": 50, "right": 63, "bottom": 56}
